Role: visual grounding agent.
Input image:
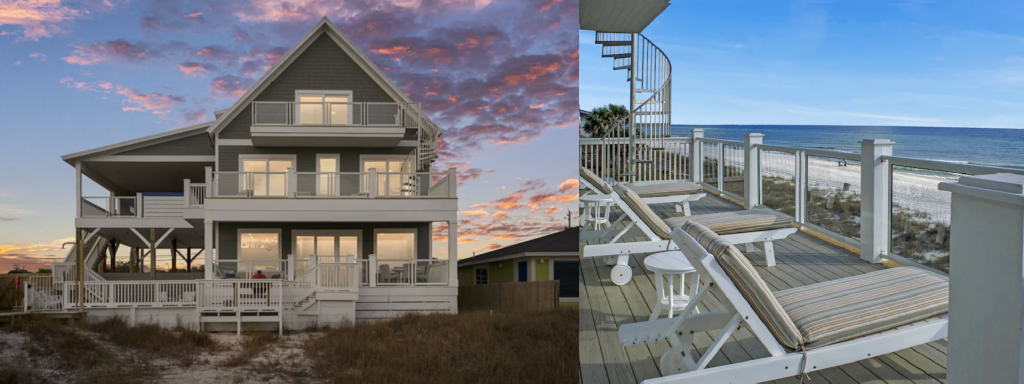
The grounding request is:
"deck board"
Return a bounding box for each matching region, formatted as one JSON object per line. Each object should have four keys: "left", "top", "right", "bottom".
{"left": 579, "top": 194, "right": 948, "bottom": 384}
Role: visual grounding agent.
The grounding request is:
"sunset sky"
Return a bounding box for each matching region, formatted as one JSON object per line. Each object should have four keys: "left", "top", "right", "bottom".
{"left": 0, "top": 0, "right": 579, "bottom": 271}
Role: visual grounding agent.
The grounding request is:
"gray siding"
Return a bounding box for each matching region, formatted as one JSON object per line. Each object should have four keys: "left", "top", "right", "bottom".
{"left": 221, "top": 33, "right": 397, "bottom": 139}
{"left": 217, "top": 222, "right": 432, "bottom": 261}
{"left": 115, "top": 133, "right": 214, "bottom": 156}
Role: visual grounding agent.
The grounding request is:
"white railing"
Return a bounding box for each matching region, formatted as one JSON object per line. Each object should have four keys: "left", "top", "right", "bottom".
{"left": 213, "top": 259, "right": 288, "bottom": 279}
{"left": 197, "top": 280, "right": 283, "bottom": 311}
{"left": 25, "top": 276, "right": 62, "bottom": 311}
{"left": 187, "top": 182, "right": 206, "bottom": 207}
{"left": 580, "top": 137, "right": 692, "bottom": 183}
{"left": 251, "top": 101, "right": 422, "bottom": 127}
{"left": 317, "top": 263, "right": 360, "bottom": 291}
{"left": 211, "top": 169, "right": 457, "bottom": 198}
{"left": 64, "top": 281, "right": 198, "bottom": 308}
{"left": 81, "top": 196, "right": 138, "bottom": 217}
{"left": 52, "top": 263, "right": 77, "bottom": 283}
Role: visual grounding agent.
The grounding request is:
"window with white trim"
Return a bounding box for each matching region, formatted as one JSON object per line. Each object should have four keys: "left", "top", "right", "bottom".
{"left": 295, "top": 90, "right": 353, "bottom": 125}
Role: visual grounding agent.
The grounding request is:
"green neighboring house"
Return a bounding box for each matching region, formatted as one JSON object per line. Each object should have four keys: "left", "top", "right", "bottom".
{"left": 458, "top": 227, "right": 579, "bottom": 306}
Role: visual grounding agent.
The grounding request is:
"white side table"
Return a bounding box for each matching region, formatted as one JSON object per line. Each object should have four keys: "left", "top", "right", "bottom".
{"left": 580, "top": 195, "right": 614, "bottom": 231}
{"left": 644, "top": 251, "right": 700, "bottom": 321}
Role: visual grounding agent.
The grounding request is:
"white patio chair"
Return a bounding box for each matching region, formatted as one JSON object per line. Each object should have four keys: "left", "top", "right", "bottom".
{"left": 583, "top": 183, "right": 798, "bottom": 284}
{"left": 616, "top": 223, "right": 949, "bottom": 383}
{"left": 581, "top": 166, "right": 706, "bottom": 216}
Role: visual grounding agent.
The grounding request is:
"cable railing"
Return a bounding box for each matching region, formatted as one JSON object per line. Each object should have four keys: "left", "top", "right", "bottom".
{"left": 211, "top": 170, "right": 456, "bottom": 198}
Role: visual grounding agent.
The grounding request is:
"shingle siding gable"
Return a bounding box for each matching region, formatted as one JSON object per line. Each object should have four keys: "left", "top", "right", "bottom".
{"left": 114, "top": 133, "right": 214, "bottom": 156}
{"left": 220, "top": 33, "right": 397, "bottom": 139}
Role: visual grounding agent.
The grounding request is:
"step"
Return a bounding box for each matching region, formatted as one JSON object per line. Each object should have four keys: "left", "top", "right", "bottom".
{"left": 636, "top": 100, "right": 664, "bottom": 104}
{"left": 635, "top": 88, "right": 656, "bottom": 93}
{"left": 603, "top": 53, "right": 631, "bottom": 59}
{"left": 596, "top": 40, "right": 632, "bottom": 46}
{"left": 627, "top": 77, "right": 643, "bottom": 83}
{"left": 614, "top": 65, "right": 632, "bottom": 71}
{"left": 634, "top": 111, "right": 667, "bottom": 116}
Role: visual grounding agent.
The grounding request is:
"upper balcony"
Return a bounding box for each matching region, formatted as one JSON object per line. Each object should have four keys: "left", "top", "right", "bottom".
{"left": 249, "top": 101, "right": 424, "bottom": 147}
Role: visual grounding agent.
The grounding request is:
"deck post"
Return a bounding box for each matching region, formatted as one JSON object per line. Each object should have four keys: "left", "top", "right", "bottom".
{"left": 448, "top": 218, "right": 458, "bottom": 287}
{"left": 182, "top": 179, "right": 191, "bottom": 208}
{"left": 940, "top": 174, "right": 1024, "bottom": 383}
{"left": 75, "top": 162, "right": 82, "bottom": 218}
{"left": 204, "top": 220, "right": 214, "bottom": 280}
{"left": 287, "top": 254, "right": 295, "bottom": 281}
{"left": 448, "top": 167, "right": 458, "bottom": 197}
{"left": 859, "top": 139, "right": 893, "bottom": 263}
{"left": 369, "top": 254, "right": 377, "bottom": 287}
{"left": 287, "top": 167, "right": 297, "bottom": 198}
{"left": 76, "top": 228, "right": 84, "bottom": 311}
{"left": 205, "top": 166, "right": 214, "bottom": 197}
{"left": 368, "top": 169, "right": 378, "bottom": 198}
{"left": 150, "top": 228, "right": 157, "bottom": 279}
{"left": 743, "top": 133, "right": 764, "bottom": 209}
{"left": 690, "top": 129, "right": 704, "bottom": 183}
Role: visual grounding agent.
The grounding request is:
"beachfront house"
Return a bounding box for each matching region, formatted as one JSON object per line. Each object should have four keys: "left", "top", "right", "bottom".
{"left": 24, "top": 18, "right": 458, "bottom": 332}
{"left": 580, "top": 1, "right": 1024, "bottom": 383}
{"left": 457, "top": 227, "right": 579, "bottom": 306}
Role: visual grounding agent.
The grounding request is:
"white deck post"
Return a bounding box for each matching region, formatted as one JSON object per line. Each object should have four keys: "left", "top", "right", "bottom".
{"left": 448, "top": 167, "right": 458, "bottom": 197}
{"left": 369, "top": 254, "right": 377, "bottom": 287}
{"left": 205, "top": 166, "right": 213, "bottom": 197}
{"left": 940, "top": 174, "right": 1024, "bottom": 383}
{"left": 368, "top": 169, "right": 378, "bottom": 198}
{"left": 744, "top": 133, "right": 763, "bottom": 209}
{"left": 183, "top": 179, "right": 191, "bottom": 208}
{"left": 859, "top": 139, "right": 893, "bottom": 263}
{"left": 136, "top": 192, "right": 143, "bottom": 218}
{"left": 691, "top": 129, "right": 704, "bottom": 183}
{"left": 448, "top": 218, "right": 458, "bottom": 287}
{"left": 287, "top": 167, "right": 297, "bottom": 198}
{"left": 287, "top": 254, "right": 295, "bottom": 281}
{"left": 75, "top": 162, "right": 82, "bottom": 218}
{"left": 203, "top": 220, "right": 214, "bottom": 280}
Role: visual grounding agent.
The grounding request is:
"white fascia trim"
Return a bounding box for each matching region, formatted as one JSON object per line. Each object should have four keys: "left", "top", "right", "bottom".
{"left": 62, "top": 121, "right": 213, "bottom": 163}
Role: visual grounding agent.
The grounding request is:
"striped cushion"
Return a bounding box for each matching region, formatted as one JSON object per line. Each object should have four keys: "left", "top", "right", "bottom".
{"left": 664, "top": 209, "right": 793, "bottom": 235}
{"left": 774, "top": 267, "right": 949, "bottom": 349}
{"left": 614, "top": 183, "right": 672, "bottom": 240}
{"left": 580, "top": 166, "right": 613, "bottom": 195}
{"left": 623, "top": 181, "right": 704, "bottom": 198}
{"left": 682, "top": 222, "right": 804, "bottom": 350}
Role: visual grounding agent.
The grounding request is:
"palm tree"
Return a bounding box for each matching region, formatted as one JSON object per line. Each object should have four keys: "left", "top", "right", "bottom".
{"left": 581, "top": 104, "right": 629, "bottom": 138}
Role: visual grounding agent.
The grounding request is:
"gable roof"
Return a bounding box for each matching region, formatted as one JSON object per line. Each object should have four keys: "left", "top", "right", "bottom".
{"left": 458, "top": 227, "right": 579, "bottom": 267}
{"left": 61, "top": 121, "right": 213, "bottom": 164}
{"left": 206, "top": 17, "right": 432, "bottom": 138}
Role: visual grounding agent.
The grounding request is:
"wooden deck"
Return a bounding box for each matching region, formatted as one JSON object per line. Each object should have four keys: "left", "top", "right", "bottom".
{"left": 579, "top": 194, "right": 948, "bottom": 384}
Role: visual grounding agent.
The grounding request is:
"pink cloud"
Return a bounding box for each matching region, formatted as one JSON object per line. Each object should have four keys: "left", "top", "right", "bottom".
{"left": 209, "top": 75, "right": 255, "bottom": 98}
{"left": 0, "top": 0, "right": 83, "bottom": 40}
{"left": 63, "top": 40, "right": 153, "bottom": 65}
{"left": 115, "top": 85, "right": 186, "bottom": 115}
{"left": 176, "top": 61, "right": 218, "bottom": 75}
{"left": 558, "top": 178, "right": 579, "bottom": 193}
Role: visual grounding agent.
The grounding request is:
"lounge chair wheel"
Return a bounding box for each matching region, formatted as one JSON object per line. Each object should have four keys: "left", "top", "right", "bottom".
{"left": 610, "top": 264, "right": 632, "bottom": 285}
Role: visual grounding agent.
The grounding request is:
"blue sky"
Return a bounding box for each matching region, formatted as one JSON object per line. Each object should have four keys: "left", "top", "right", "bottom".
{"left": 0, "top": 0, "right": 578, "bottom": 270}
{"left": 580, "top": 1, "right": 1024, "bottom": 128}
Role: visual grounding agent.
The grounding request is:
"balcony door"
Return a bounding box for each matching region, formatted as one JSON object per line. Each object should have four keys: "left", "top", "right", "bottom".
{"left": 360, "top": 155, "right": 412, "bottom": 196}
{"left": 296, "top": 90, "right": 353, "bottom": 125}
{"left": 294, "top": 230, "right": 361, "bottom": 276}
{"left": 240, "top": 155, "right": 295, "bottom": 197}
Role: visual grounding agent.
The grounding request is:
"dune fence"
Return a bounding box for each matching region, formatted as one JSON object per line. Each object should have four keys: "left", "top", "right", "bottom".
{"left": 458, "top": 281, "right": 560, "bottom": 313}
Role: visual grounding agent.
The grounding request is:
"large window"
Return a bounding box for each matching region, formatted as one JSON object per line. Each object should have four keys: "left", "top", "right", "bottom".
{"left": 375, "top": 229, "right": 416, "bottom": 285}
{"left": 316, "top": 154, "right": 340, "bottom": 196}
{"left": 240, "top": 156, "right": 294, "bottom": 197}
{"left": 295, "top": 230, "right": 361, "bottom": 277}
{"left": 296, "top": 90, "right": 352, "bottom": 125}
{"left": 236, "top": 229, "right": 281, "bottom": 278}
{"left": 361, "top": 155, "right": 410, "bottom": 196}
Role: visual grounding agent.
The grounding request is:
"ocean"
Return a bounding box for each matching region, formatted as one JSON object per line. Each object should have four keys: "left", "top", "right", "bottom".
{"left": 671, "top": 125, "right": 1024, "bottom": 169}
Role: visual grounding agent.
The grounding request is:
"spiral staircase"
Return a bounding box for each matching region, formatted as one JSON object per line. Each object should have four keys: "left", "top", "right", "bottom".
{"left": 593, "top": 32, "right": 672, "bottom": 183}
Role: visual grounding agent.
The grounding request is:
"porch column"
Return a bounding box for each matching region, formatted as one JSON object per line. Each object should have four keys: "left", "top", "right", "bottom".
{"left": 743, "top": 133, "right": 763, "bottom": 209}
{"left": 940, "top": 174, "right": 1024, "bottom": 383}
{"left": 150, "top": 228, "right": 156, "bottom": 279}
{"left": 448, "top": 167, "right": 458, "bottom": 197}
{"left": 204, "top": 220, "right": 214, "bottom": 280}
{"left": 859, "top": 139, "right": 893, "bottom": 263}
{"left": 448, "top": 217, "right": 458, "bottom": 287}
{"left": 205, "top": 166, "right": 214, "bottom": 197}
{"left": 76, "top": 228, "right": 84, "bottom": 311}
{"left": 690, "top": 129, "right": 704, "bottom": 183}
{"left": 75, "top": 162, "right": 82, "bottom": 218}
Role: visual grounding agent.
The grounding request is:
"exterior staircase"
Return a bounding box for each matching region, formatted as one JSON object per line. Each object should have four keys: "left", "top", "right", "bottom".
{"left": 594, "top": 32, "right": 672, "bottom": 182}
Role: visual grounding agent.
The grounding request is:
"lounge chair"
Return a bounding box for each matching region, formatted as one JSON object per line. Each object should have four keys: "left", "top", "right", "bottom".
{"left": 583, "top": 183, "right": 797, "bottom": 284}
{"left": 580, "top": 166, "right": 706, "bottom": 216}
{"left": 616, "top": 223, "right": 949, "bottom": 383}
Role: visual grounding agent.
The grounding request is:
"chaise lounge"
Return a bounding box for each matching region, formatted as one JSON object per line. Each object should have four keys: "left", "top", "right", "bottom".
{"left": 616, "top": 222, "right": 949, "bottom": 384}
{"left": 580, "top": 166, "right": 706, "bottom": 216}
{"left": 583, "top": 183, "right": 798, "bottom": 284}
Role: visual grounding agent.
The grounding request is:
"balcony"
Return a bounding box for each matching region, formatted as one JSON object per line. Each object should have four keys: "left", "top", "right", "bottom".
{"left": 249, "top": 101, "right": 424, "bottom": 147}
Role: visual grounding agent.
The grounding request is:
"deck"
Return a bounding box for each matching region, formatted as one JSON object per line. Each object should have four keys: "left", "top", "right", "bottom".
{"left": 579, "top": 193, "right": 948, "bottom": 384}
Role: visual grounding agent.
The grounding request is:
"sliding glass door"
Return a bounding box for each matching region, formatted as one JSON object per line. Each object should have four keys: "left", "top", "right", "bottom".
{"left": 240, "top": 156, "right": 294, "bottom": 197}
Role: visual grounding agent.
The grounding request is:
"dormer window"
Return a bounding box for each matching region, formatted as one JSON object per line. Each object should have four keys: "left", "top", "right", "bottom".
{"left": 296, "top": 90, "right": 353, "bottom": 125}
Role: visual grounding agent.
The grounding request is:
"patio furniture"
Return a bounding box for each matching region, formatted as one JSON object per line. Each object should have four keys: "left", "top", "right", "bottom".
{"left": 616, "top": 222, "right": 949, "bottom": 383}
{"left": 644, "top": 251, "right": 699, "bottom": 321}
{"left": 581, "top": 166, "right": 706, "bottom": 216}
{"left": 581, "top": 194, "right": 614, "bottom": 230}
{"left": 583, "top": 183, "right": 798, "bottom": 285}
